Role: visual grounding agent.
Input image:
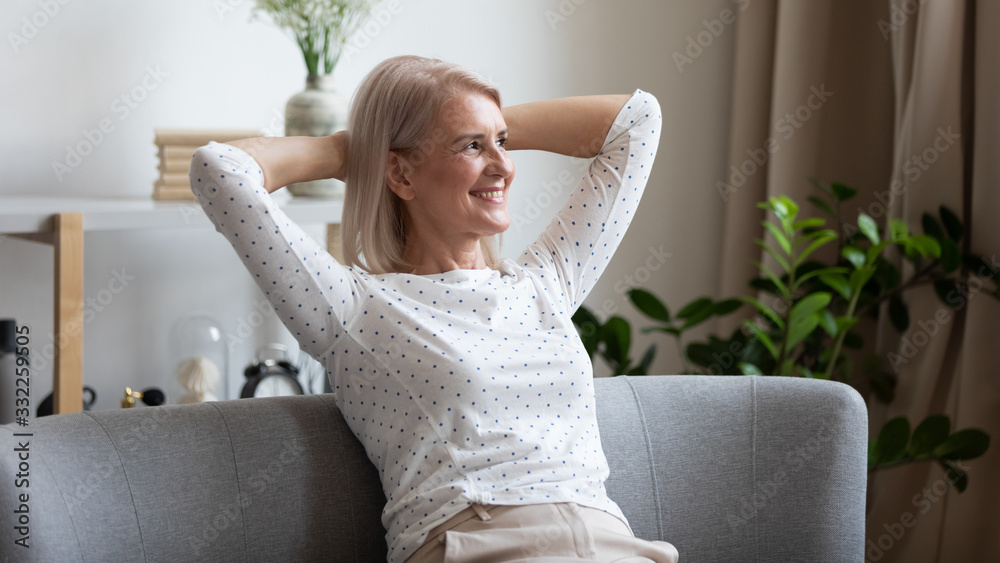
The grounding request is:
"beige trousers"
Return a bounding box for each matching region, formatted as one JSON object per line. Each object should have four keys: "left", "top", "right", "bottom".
{"left": 405, "top": 502, "right": 679, "bottom": 563}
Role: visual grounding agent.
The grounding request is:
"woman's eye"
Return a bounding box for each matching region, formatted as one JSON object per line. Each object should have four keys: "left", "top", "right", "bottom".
{"left": 497, "top": 137, "right": 508, "bottom": 149}
{"left": 465, "top": 141, "right": 479, "bottom": 151}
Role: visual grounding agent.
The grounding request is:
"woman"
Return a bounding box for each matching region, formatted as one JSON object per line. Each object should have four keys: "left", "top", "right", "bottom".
{"left": 191, "top": 55, "right": 674, "bottom": 562}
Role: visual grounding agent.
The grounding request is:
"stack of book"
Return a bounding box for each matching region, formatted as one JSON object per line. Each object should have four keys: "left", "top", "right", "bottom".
{"left": 153, "top": 129, "right": 263, "bottom": 201}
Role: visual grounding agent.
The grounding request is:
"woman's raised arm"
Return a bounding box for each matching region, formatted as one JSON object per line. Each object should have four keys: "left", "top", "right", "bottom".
{"left": 502, "top": 95, "right": 632, "bottom": 158}
{"left": 224, "top": 132, "right": 349, "bottom": 194}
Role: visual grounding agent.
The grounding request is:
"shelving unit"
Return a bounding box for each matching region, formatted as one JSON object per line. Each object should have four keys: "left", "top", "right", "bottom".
{"left": 0, "top": 195, "right": 343, "bottom": 414}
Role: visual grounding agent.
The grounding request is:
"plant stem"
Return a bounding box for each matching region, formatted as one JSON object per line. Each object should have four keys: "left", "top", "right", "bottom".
{"left": 826, "top": 286, "right": 862, "bottom": 382}
{"left": 855, "top": 260, "right": 939, "bottom": 318}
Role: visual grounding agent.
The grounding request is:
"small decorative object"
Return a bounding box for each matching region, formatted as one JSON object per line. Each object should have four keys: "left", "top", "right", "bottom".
{"left": 241, "top": 343, "right": 304, "bottom": 398}
{"left": 121, "top": 387, "right": 166, "bottom": 408}
{"left": 176, "top": 357, "right": 222, "bottom": 404}
{"left": 252, "top": 0, "right": 375, "bottom": 198}
{"left": 36, "top": 386, "right": 97, "bottom": 417}
{"left": 169, "top": 311, "right": 229, "bottom": 403}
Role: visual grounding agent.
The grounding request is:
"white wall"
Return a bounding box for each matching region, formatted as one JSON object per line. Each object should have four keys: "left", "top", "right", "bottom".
{"left": 0, "top": 0, "right": 737, "bottom": 411}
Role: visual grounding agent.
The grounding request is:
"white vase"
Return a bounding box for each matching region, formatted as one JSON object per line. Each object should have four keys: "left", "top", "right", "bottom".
{"left": 284, "top": 74, "right": 349, "bottom": 198}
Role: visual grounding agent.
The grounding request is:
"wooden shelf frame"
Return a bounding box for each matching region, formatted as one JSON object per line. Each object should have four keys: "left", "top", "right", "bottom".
{"left": 1, "top": 196, "right": 343, "bottom": 414}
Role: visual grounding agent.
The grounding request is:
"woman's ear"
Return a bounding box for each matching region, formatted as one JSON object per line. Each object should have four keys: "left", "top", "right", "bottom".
{"left": 386, "top": 152, "right": 416, "bottom": 200}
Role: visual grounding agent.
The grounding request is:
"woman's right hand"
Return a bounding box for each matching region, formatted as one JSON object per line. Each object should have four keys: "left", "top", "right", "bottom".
{"left": 225, "top": 131, "right": 349, "bottom": 194}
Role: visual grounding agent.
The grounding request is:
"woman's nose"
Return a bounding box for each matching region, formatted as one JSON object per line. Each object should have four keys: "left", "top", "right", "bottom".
{"left": 487, "top": 146, "right": 514, "bottom": 178}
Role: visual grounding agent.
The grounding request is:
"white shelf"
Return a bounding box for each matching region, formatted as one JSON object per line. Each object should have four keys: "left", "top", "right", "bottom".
{"left": 0, "top": 194, "right": 344, "bottom": 415}
{"left": 0, "top": 195, "right": 343, "bottom": 234}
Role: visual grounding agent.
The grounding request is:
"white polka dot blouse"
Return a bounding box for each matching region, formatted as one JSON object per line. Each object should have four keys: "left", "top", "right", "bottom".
{"left": 191, "top": 89, "right": 661, "bottom": 562}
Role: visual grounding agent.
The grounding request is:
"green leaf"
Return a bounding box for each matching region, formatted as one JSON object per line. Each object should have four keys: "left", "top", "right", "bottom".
{"left": 738, "top": 296, "right": 786, "bottom": 330}
{"left": 922, "top": 213, "right": 945, "bottom": 239}
{"left": 786, "top": 313, "right": 821, "bottom": 354}
{"left": 933, "top": 428, "right": 991, "bottom": 461}
{"left": 793, "top": 218, "right": 826, "bottom": 230}
{"left": 754, "top": 261, "right": 791, "bottom": 299}
{"left": 789, "top": 292, "right": 832, "bottom": 321}
{"left": 794, "top": 230, "right": 838, "bottom": 267}
{"left": 763, "top": 221, "right": 792, "bottom": 256}
{"left": 628, "top": 288, "right": 671, "bottom": 322}
{"left": 743, "top": 321, "right": 779, "bottom": 360}
{"left": 868, "top": 438, "right": 879, "bottom": 470}
{"left": 779, "top": 357, "right": 795, "bottom": 377}
{"left": 842, "top": 245, "right": 867, "bottom": 269}
{"left": 786, "top": 293, "right": 830, "bottom": 352}
{"left": 866, "top": 240, "right": 890, "bottom": 266}
{"left": 686, "top": 343, "right": 716, "bottom": 368}
{"left": 876, "top": 417, "right": 911, "bottom": 466}
{"left": 889, "top": 219, "right": 909, "bottom": 242}
{"left": 749, "top": 277, "right": 780, "bottom": 295}
{"left": 756, "top": 238, "right": 792, "bottom": 273}
{"left": 933, "top": 279, "right": 960, "bottom": 308}
{"left": 712, "top": 298, "right": 743, "bottom": 316}
{"left": 905, "top": 235, "right": 941, "bottom": 259}
{"left": 819, "top": 309, "right": 838, "bottom": 337}
{"left": 831, "top": 182, "right": 858, "bottom": 201}
{"left": 939, "top": 238, "right": 961, "bottom": 273}
{"left": 795, "top": 266, "right": 849, "bottom": 289}
{"left": 677, "top": 297, "right": 713, "bottom": 319}
{"left": 820, "top": 273, "right": 852, "bottom": 299}
{"left": 677, "top": 297, "right": 715, "bottom": 329}
{"left": 601, "top": 316, "right": 631, "bottom": 366}
{"left": 849, "top": 265, "right": 877, "bottom": 291}
{"left": 939, "top": 460, "right": 969, "bottom": 492}
{"left": 888, "top": 294, "right": 909, "bottom": 333}
{"left": 738, "top": 362, "right": 764, "bottom": 376}
{"left": 908, "top": 415, "right": 950, "bottom": 458}
{"left": 641, "top": 326, "right": 681, "bottom": 336}
{"left": 858, "top": 213, "right": 881, "bottom": 244}
{"left": 939, "top": 206, "right": 963, "bottom": 242}
{"left": 771, "top": 195, "right": 800, "bottom": 223}
{"left": 807, "top": 196, "right": 836, "bottom": 218}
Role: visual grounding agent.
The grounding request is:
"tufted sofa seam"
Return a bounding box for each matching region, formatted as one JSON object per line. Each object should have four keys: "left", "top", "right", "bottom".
{"left": 84, "top": 411, "right": 147, "bottom": 562}
{"left": 622, "top": 376, "right": 664, "bottom": 541}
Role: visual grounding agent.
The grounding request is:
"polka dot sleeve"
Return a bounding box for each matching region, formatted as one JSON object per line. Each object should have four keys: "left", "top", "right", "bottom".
{"left": 189, "top": 142, "right": 366, "bottom": 362}
{"left": 520, "top": 89, "right": 662, "bottom": 314}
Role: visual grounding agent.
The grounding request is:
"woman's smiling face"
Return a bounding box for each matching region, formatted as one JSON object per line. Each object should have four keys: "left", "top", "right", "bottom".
{"left": 391, "top": 92, "right": 516, "bottom": 244}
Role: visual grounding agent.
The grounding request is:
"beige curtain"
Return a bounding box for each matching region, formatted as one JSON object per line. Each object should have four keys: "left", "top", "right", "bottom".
{"left": 717, "top": 1, "right": 1000, "bottom": 561}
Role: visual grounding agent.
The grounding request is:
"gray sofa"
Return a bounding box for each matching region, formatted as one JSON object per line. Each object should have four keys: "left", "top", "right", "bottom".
{"left": 1, "top": 375, "right": 867, "bottom": 562}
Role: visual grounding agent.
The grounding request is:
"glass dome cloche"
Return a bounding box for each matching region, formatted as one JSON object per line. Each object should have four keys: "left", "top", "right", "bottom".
{"left": 169, "top": 311, "right": 229, "bottom": 404}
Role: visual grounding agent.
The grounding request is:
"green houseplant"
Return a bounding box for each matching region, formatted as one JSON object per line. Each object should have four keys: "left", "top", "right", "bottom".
{"left": 253, "top": 0, "right": 375, "bottom": 197}
{"left": 573, "top": 182, "right": 994, "bottom": 490}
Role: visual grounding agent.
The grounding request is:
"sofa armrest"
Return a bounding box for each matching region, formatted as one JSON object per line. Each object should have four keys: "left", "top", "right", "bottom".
{"left": 597, "top": 375, "right": 868, "bottom": 562}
